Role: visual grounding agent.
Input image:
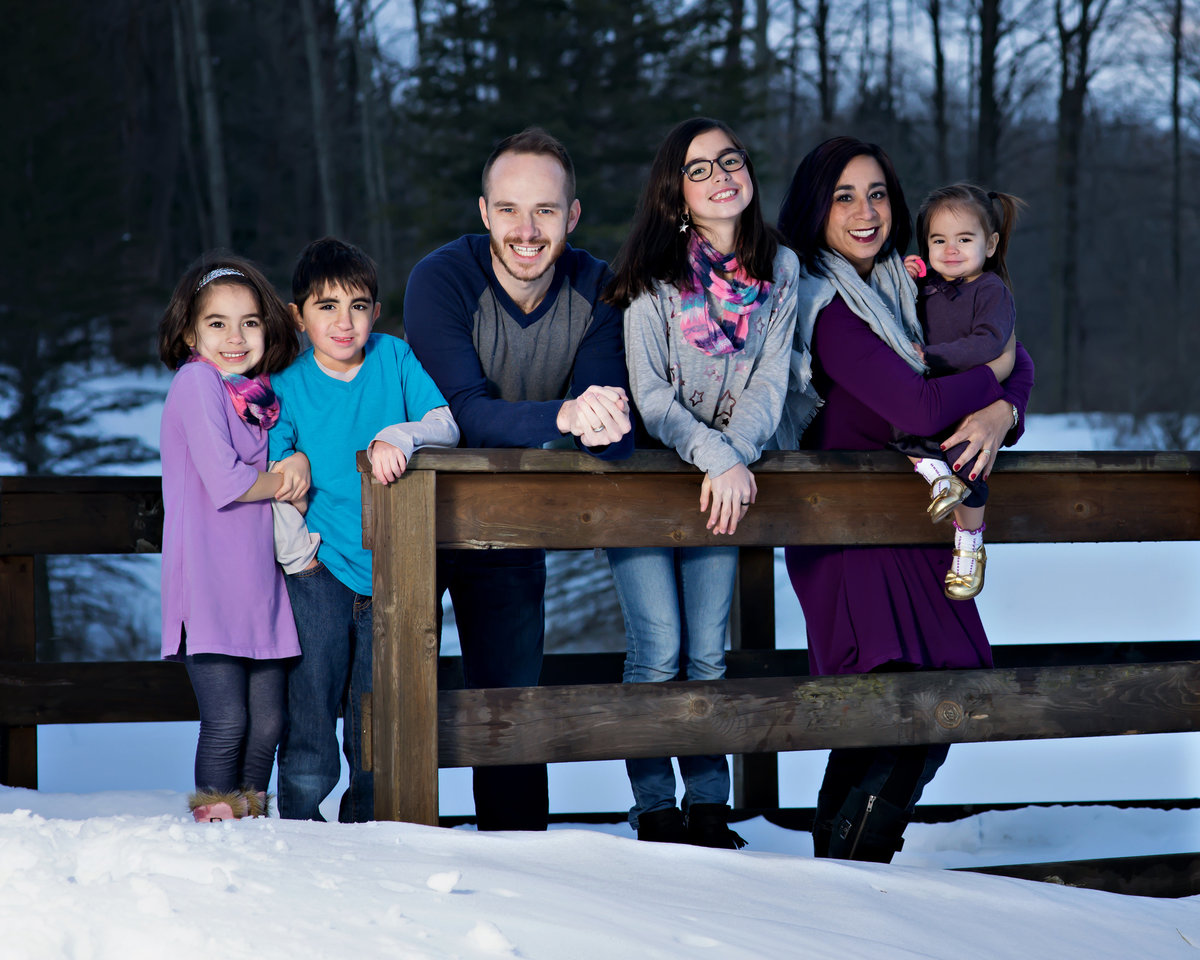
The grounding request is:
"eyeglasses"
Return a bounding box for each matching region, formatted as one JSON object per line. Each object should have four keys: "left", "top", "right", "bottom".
{"left": 682, "top": 150, "right": 748, "bottom": 183}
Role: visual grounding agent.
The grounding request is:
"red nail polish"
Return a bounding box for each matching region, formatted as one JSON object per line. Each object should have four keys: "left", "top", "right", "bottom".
{"left": 952, "top": 463, "right": 960, "bottom": 471}
{"left": 969, "top": 473, "right": 976, "bottom": 480}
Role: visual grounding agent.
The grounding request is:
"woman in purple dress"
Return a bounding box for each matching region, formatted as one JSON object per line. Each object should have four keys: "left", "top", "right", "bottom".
{"left": 775, "top": 137, "right": 1035, "bottom": 861}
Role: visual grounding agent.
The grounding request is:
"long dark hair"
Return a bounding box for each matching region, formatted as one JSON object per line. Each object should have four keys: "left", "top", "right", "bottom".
{"left": 915, "top": 183, "right": 1025, "bottom": 289}
{"left": 605, "top": 117, "right": 779, "bottom": 309}
{"left": 158, "top": 253, "right": 298, "bottom": 375}
{"left": 776, "top": 136, "right": 912, "bottom": 276}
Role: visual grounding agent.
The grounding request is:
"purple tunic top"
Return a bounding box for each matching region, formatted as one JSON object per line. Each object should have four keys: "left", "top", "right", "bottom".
{"left": 159, "top": 362, "right": 301, "bottom": 661}
{"left": 786, "top": 295, "right": 1033, "bottom": 676}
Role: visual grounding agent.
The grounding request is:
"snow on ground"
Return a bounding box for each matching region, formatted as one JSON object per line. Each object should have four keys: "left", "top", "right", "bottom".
{"left": 0, "top": 787, "right": 1197, "bottom": 960}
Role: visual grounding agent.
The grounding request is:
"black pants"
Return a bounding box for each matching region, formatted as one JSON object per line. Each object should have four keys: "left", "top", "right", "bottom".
{"left": 437, "top": 548, "right": 549, "bottom": 831}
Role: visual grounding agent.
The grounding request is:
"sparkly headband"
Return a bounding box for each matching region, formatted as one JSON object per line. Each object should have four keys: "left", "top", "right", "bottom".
{"left": 197, "top": 267, "right": 246, "bottom": 291}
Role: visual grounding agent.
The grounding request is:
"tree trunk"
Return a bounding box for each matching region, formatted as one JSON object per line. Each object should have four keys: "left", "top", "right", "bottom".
{"left": 975, "top": 0, "right": 1001, "bottom": 185}
{"left": 1051, "top": 0, "right": 1113, "bottom": 411}
{"left": 1170, "top": 0, "right": 1182, "bottom": 304}
{"left": 815, "top": 0, "right": 835, "bottom": 127}
{"left": 184, "top": 0, "right": 230, "bottom": 249}
{"left": 299, "top": 0, "right": 341, "bottom": 236}
{"left": 352, "top": 0, "right": 392, "bottom": 279}
{"left": 725, "top": 0, "right": 745, "bottom": 74}
{"left": 927, "top": 0, "right": 950, "bottom": 182}
{"left": 170, "top": 0, "right": 209, "bottom": 246}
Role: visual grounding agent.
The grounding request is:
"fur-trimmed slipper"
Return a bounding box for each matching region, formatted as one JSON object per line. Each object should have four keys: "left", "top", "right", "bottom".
{"left": 188, "top": 789, "right": 250, "bottom": 823}
{"left": 241, "top": 789, "right": 273, "bottom": 818}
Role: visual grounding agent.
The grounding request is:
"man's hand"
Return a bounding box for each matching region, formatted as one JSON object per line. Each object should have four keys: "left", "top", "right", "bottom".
{"left": 699, "top": 462, "right": 756, "bottom": 535}
{"left": 369, "top": 440, "right": 408, "bottom": 485}
{"left": 271, "top": 452, "right": 311, "bottom": 502}
{"left": 557, "top": 385, "right": 631, "bottom": 447}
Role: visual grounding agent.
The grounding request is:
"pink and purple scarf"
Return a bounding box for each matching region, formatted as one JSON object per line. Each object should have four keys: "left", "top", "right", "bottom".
{"left": 678, "top": 230, "right": 771, "bottom": 356}
{"left": 186, "top": 354, "right": 280, "bottom": 429}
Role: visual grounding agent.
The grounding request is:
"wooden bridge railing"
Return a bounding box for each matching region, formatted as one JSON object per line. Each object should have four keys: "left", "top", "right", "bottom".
{"left": 360, "top": 449, "right": 1200, "bottom": 824}
{"left": 1, "top": 451, "right": 1198, "bottom": 832}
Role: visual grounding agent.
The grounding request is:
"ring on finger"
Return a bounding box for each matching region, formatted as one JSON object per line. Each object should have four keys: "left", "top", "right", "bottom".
{"left": 980, "top": 448, "right": 992, "bottom": 458}
{"left": 591, "top": 425, "right": 606, "bottom": 432}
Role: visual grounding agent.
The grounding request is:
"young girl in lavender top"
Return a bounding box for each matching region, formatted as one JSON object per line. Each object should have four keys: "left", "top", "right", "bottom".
{"left": 897, "top": 184, "right": 1024, "bottom": 600}
{"left": 158, "top": 256, "right": 306, "bottom": 822}
{"left": 604, "top": 118, "right": 798, "bottom": 848}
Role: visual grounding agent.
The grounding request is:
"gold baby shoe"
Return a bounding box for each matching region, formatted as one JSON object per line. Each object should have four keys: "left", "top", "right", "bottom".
{"left": 928, "top": 475, "right": 969, "bottom": 524}
{"left": 944, "top": 545, "right": 986, "bottom": 600}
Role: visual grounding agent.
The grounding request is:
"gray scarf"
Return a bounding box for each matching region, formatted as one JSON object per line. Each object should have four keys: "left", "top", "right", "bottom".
{"left": 770, "top": 249, "right": 926, "bottom": 450}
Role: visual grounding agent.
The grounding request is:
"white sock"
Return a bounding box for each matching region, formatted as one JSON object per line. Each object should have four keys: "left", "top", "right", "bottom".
{"left": 952, "top": 522, "right": 985, "bottom": 576}
{"left": 914, "top": 458, "right": 952, "bottom": 496}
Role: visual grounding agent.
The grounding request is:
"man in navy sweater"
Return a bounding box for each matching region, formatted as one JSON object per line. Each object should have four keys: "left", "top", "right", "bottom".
{"left": 405, "top": 128, "right": 632, "bottom": 831}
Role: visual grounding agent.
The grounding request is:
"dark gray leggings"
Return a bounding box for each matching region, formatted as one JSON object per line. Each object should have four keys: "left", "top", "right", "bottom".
{"left": 184, "top": 653, "right": 286, "bottom": 793}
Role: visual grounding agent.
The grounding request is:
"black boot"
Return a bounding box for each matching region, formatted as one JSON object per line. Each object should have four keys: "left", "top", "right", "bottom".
{"left": 636, "top": 807, "right": 690, "bottom": 844}
{"left": 826, "top": 787, "right": 908, "bottom": 863}
{"left": 686, "top": 804, "right": 747, "bottom": 850}
{"left": 811, "top": 821, "right": 833, "bottom": 858}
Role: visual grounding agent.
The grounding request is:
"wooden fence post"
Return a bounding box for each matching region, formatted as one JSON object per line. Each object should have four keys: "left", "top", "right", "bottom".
{"left": 369, "top": 469, "right": 439, "bottom": 824}
{"left": 730, "top": 546, "right": 779, "bottom": 809}
{"left": 0, "top": 555, "right": 38, "bottom": 787}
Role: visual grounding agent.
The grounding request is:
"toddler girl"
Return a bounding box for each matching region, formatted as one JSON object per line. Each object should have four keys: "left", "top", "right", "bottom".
{"left": 900, "top": 183, "right": 1024, "bottom": 600}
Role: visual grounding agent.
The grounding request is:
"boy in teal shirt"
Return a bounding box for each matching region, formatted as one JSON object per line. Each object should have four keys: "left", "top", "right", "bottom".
{"left": 270, "top": 237, "right": 458, "bottom": 821}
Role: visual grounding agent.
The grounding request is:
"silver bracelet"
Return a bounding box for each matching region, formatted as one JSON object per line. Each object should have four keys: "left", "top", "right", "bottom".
{"left": 1010, "top": 402, "right": 1020, "bottom": 431}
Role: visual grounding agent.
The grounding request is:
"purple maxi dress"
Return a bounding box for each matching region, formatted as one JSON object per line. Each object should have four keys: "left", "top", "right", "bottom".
{"left": 786, "top": 295, "right": 1033, "bottom": 677}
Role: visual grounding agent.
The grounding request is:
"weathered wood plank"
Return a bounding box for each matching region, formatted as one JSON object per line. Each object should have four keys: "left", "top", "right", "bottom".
{"left": 370, "top": 468, "right": 440, "bottom": 825}
{"left": 7, "top": 452, "right": 1199, "bottom": 554}
{"left": 730, "top": 547, "right": 779, "bottom": 809}
{"left": 0, "top": 662, "right": 197, "bottom": 724}
{"left": 435, "top": 662, "right": 1200, "bottom": 767}
{"left": 0, "top": 556, "right": 38, "bottom": 787}
{"left": 0, "top": 483, "right": 164, "bottom": 554}
{"left": 430, "top": 470, "right": 1200, "bottom": 548}
{"left": 959, "top": 852, "right": 1200, "bottom": 899}
{"left": 358, "top": 449, "right": 1200, "bottom": 475}
{"left": 2, "top": 645, "right": 1195, "bottom": 725}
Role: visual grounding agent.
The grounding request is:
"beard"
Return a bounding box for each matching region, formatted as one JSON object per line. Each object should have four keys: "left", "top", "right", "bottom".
{"left": 489, "top": 231, "right": 566, "bottom": 284}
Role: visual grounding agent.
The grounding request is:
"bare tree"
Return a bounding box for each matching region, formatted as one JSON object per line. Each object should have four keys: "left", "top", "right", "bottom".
{"left": 299, "top": 0, "right": 342, "bottom": 236}
{"left": 1050, "top": 0, "right": 1117, "bottom": 410}
{"left": 975, "top": 0, "right": 1002, "bottom": 184}
{"left": 182, "top": 0, "right": 231, "bottom": 249}
{"left": 352, "top": 0, "right": 394, "bottom": 278}
{"left": 924, "top": 0, "right": 951, "bottom": 181}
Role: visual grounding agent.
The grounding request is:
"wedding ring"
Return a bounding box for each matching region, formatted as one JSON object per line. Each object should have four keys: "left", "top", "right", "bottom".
{"left": 740, "top": 501, "right": 750, "bottom": 506}
{"left": 980, "top": 448, "right": 992, "bottom": 458}
{"left": 591, "top": 425, "right": 605, "bottom": 432}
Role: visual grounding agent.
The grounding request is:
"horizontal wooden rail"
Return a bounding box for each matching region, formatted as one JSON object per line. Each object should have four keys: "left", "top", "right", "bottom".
{"left": 3, "top": 642, "right": 1200, "bottom": 726}
{"left": 359, "top": 450, "right": 1200, "bottom": 550}
{"left": 8, "top": 449, "right": 1196, "bottom": 554}
{"left": 434, "top": 661, "right": 1200, "bottom": 767}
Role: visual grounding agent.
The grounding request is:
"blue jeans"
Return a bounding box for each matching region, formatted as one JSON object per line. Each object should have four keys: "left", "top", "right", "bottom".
{"left": 438, "top": 548, "right": 548, "bottom": 831}
{"left": 185, "top": 653, "right": 287, "bottom": 793}
{"left": 607, "top": 546, "right": 738, "bottom": 828}
{"left": 278, "top": 563, "right": 374, "bottom": 822}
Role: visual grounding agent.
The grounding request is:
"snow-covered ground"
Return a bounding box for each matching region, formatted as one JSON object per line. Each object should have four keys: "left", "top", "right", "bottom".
{"left": 0, "top": 786, "right": 1196, "bottom": 960}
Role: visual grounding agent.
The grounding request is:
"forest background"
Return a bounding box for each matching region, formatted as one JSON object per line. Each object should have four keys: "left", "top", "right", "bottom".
{"left": 3, "top": 0, "right": 1198, "bottom": 659}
